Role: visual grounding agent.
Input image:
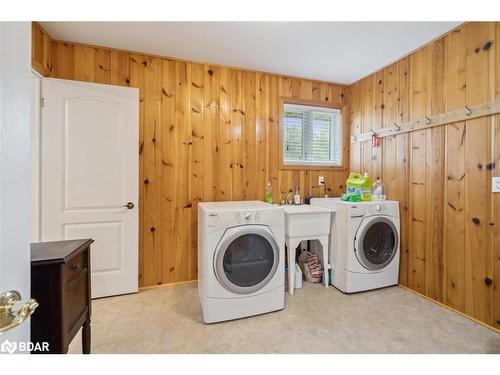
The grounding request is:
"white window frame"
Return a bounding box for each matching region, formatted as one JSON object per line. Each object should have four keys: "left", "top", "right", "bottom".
{"left": 280, "top": 98, "right": 345, "bottom": 170}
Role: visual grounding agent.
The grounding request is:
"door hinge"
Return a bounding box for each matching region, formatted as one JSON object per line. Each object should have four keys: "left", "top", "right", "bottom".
{"left": 40, "top": 97, "right": 45, "bottom": 108}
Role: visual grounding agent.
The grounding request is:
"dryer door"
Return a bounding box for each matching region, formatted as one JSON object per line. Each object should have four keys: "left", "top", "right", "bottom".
{"left": 214, "top": 225, "right": 279, "bottom": 294}
{"left": 354, "top": 216, "right": 398, "bottom": 271}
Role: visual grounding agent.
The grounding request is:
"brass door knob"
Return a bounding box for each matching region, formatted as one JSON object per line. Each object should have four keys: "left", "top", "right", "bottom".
{"left": 0, "top": 290, "right": 39, "bottom": 334}
{"left": 121, "top": 202, "right": 135, "bottom": 209}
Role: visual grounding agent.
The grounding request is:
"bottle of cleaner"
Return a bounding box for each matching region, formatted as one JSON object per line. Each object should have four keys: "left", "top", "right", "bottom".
{"left": 265, "top": 181, "right": 273, "bottom": 204}
{"left": 360, "top": 172, "right": 372, "bottom": 201}
{"left": 372, "top": 177, "right": 384, "bottom": 200}
{"left": 342, "top": 172, "right": 363, "bottom": 202}
{"left": 294, "top": 186, "right": 301, "bottom": 205}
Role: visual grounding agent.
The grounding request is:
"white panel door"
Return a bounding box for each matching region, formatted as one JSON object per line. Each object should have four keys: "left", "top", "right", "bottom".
{"left": 0, "top": 21, "right": 32, "bottom": 348}
{"left": 40, "top": 78, "right": 139, "bottom": 298}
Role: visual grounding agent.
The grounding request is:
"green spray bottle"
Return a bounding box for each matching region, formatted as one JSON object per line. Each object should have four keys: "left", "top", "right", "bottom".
{"left": 265, "top": 181, "right": 273, "bottom": 204}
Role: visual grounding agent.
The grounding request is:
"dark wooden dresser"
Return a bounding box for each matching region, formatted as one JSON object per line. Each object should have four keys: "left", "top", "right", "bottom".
{"left": 31, "top": 239, "right": 94, "bottom": 354}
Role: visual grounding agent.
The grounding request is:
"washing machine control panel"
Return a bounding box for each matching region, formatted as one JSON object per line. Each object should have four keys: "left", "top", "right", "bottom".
{"left": 370, "top": 203, "right": 388, "bottom": 214}
{"left": 349, "top": 205, "right": 366, "bottom": 218}
{"left": 349, "top": 203, "right": 394, "bottom": 217}
{"left": 233, "top": 210, "right": 262, "bottom": 224}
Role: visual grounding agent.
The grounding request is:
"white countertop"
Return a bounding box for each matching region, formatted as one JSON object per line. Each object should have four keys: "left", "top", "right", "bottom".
{"left": 282, "top": 204, "right": 334, "bottom": 215}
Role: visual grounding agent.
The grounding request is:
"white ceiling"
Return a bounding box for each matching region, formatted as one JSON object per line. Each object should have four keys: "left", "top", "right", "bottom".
{"left": 40, "top": 22, "right": 461, "bottom": 84}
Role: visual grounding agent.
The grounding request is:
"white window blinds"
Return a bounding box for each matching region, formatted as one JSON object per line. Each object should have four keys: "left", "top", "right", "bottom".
{"left": 283, "top": 103, "right": 342, "bottom": 166}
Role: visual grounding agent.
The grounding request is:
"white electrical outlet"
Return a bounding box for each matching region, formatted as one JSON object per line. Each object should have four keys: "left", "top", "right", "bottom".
{"left": 319, "top": 176, "right": 325, "bottom": 185}
{"left": 492, "top": 177, "right": 500, "bottom": 193}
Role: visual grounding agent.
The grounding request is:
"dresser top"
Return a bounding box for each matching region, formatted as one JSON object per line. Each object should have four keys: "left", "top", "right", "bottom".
{"left": 31, "top": 239, "right": 94, "bottom": 264}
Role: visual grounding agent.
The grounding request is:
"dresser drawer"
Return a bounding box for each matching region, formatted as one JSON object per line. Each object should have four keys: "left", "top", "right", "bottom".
{"left": 64, "top": 250, "right": 87, "bottom": 285}
{"left": 64, "top": 268, "right": 89, "bottom": 335}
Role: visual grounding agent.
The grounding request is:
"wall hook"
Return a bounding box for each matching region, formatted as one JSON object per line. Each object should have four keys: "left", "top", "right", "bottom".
{"left": 465, "top": 105, "right": 472, "bottom": 116}
{"left": 425, "top": 116, "right": 432, "bottom": 125}
{"left": 394, "top": 122, "right": 401, "bottom": 132}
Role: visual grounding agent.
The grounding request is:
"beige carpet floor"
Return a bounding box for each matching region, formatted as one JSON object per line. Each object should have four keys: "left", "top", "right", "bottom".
{"left": 68, "top": 282, "right": 500, "bottom": 354}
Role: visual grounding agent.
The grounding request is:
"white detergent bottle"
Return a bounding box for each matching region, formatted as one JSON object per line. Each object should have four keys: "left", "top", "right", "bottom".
{"left": 372, "top": 178, "right": 385, "bottom": 200}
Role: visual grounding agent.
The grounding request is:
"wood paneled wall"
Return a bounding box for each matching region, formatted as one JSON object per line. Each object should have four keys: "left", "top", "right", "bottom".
{"left": 349, "top": 22, "right": 500, "bottom": 329}
{"left": 31, "top": 23, "right": 348, "bottom": 288}
{"left": 34, "top": 21, "right": 500, "bottom": 330}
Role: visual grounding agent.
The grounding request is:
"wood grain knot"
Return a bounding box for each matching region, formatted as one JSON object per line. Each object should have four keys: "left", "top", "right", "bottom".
{"left": 484, "top": 277, "right": 492, "bottom": 286}
{"left": 472, "top": 217, "right": 480, "bottom": 224}
{"left": 477, "top": 163, "right": 483, "bottom": 170}
{"left": 325, "top": 96, "right": 329, "bottom": 101}
{"left": 486, "top": 162, "right": 495, "bottom": 170}
{"left": 125, "top": 78, "right": 130, "bottom": 85}
{"left": 483, "top": 41, "right": 492, "bottom": 50}
{"left": 475, "top": 47, "right": 481, "bottom": 53}
{"left": 208, "top": 69, "right": 214, "bottom": 76}
{"left": 150, "top": 226, "right": 155, "bottom": 232}
{"left": 144, "top": 178, "right": 149, "bottom": 185}
{"left": 380, "top": 104, "right": 385, "bottom": 109}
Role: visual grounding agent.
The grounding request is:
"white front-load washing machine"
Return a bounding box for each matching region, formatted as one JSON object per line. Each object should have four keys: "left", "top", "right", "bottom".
{"left": 310, "top": 198, "right": 400, "bottom": 293}
{"left": 198, "top": 201, "right": 285, "bottom": 323}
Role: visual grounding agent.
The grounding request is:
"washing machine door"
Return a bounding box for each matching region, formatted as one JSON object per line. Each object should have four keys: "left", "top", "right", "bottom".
{"left": 354, "top": 216, "right": 398, "bottom": 271}
{"left": 214, "top": 225, "right": 279, "bottom": 294}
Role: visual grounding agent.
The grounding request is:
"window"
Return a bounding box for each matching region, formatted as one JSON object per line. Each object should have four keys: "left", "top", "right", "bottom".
{"left": 282, "top": 101, "right": 342, "bottom": 168}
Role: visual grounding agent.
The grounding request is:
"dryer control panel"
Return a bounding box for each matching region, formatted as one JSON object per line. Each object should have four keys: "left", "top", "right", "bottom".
{"left": 348, "top": 202, "right": 398, "bottom": 218}
{"left": 367, "top": 203, "right": 390, "bottom": 215}
{"left": 349, "top": 205, "right": 366, "bottom": 218}
{"left": 233, "top": 210, "right": 262, "bottom": 224}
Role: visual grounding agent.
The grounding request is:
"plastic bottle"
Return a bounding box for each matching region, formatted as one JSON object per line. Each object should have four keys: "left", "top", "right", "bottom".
{"left": 294, "top": 186, "right": 301, "bottom": 205}
{"left": 361, "top": 172, "right": 372, "bottom": 201}
{"left": 372, "top": 178, "right": 384, "bottom": 200}
{"left": 342, "top": 172, "right": 363, "bottom": 202}
{"left": 265, "top": 181, "right": 273, "bottom": 204}
{"left": 294, "top": 263, "right": 303, "bottom": 289}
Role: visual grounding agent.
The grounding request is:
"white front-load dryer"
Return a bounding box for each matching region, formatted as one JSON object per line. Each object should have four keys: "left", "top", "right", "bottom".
{"left": 310, "top": 198, "right": 400, "bottom": 293}
{"left": 198, "top": 201, "right": 285, "bottom": 323}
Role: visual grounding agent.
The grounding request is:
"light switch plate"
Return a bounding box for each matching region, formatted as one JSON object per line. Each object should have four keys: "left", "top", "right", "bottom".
{"left": 492, "top": 177, "right": 500, "bottom": 193}
{"left": 319, "top": 176, "right": 325, "bottom": 185}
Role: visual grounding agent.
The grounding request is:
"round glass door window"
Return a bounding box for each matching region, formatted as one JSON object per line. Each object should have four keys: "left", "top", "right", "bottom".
{"left": 355, "top": 217, "right": 398, "bottom": 271}
{"left": 215, "top": 227, "right": 279, "bottom": 294}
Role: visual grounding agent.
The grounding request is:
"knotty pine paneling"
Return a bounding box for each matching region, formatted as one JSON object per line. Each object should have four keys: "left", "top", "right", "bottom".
{"left": 31, "top": 23, "right": 348, "bottom": 288}
{"left": 348, "top": 21, "right": 500, "bottom": 330}
{"left": 31, "top": 23, "right": 52, "bottom": 76}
